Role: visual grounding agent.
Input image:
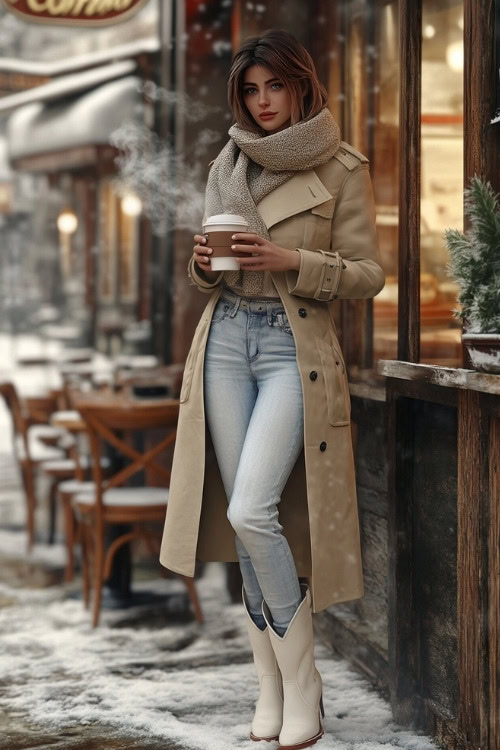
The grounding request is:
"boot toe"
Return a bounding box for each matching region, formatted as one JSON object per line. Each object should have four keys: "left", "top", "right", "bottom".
{"left": 278, "top": 720, "right": 323, "bottom": 748}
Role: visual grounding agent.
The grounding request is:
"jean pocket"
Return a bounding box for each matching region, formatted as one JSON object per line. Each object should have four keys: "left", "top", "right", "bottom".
{"left": 211, "top": 300, "right": 232, "bottom": 325}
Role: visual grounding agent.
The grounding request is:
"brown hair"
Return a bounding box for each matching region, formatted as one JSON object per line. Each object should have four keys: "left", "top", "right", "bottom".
{"left": 227, "top": 29, "right": 328, "bottom": 133}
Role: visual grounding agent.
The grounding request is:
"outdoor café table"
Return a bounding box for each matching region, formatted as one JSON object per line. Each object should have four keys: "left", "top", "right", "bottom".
{"left": 69, "top": 387, "right": 180, "bottom": 607}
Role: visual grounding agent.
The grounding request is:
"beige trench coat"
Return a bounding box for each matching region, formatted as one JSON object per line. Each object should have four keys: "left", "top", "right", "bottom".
{"left": 160, "top": 141, "right": 385, "bottom": 613}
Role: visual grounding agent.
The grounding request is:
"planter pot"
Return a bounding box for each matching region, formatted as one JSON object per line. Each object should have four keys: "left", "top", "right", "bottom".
{"left": 462, "top": 333, "right": 500, "bottom": 374}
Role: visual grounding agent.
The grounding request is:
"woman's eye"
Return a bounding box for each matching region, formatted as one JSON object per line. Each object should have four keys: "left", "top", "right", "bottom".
{"left": 243, "top": 83, "right": 282, "bottom": 95}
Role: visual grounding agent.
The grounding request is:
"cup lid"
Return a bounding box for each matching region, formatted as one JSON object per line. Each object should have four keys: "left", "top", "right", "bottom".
{"left": 204, "top": 213, "right": 248, "bottom": 227}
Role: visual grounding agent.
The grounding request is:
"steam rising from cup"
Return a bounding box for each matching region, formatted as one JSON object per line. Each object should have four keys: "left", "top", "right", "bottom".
{"left": 109, "top": 85, "right": 224, "bottom": 236}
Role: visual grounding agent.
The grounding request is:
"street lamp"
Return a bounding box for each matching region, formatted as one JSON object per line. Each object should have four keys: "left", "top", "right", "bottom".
{"left": 57, "top": 208, "right": 78, "bottom": 277}
{"left": 121, "top": 192, "right": 142, "bottom": 217}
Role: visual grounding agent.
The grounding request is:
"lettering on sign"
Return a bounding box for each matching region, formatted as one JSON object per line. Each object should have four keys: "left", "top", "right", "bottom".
{"left": 2, "top": 0, "right": 149, "bottom": 26}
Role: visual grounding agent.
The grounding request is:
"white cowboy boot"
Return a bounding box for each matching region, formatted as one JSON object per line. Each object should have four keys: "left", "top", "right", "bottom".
{"left": 262, "top": 583, "right": 324, "bottom": 750}
{"left": 242, "top": 585, "right": 283, "bottom": 742}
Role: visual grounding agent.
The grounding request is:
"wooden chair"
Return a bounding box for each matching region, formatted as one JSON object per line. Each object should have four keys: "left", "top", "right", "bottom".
{"left": 0, "top": 381, "right": 65, "bottom": 549}
{"left": 73, "top": 400, "right": 203, "bottom": 627}
{"left": 0, "top": 381, "right": 105, "bottom": 550}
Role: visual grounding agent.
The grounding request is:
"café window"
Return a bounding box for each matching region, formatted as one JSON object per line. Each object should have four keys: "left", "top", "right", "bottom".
{"left": 98, "top": 178, "right": 140, "bottom": 307}
{"left": 338, "top": 0, "right": 464, "bottom": 372}
{"left": 420, "top": 0, "right": 463, "bottom": 367}
{"left": 181, "top": 0, "right": 466, "bottom": 374}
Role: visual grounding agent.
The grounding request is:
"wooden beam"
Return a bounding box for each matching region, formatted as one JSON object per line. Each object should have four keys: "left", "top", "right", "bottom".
{"left": 457, "top": 389, "right": 490, "bottom": 748}
{"left": 397, "top": 0, "right": 421, "bottom": 363}
{"left": 463, "top": 0, "right": 500, "bottom": 195}
{"left": 488, "top": 414, "right": 499, "bottom": 750}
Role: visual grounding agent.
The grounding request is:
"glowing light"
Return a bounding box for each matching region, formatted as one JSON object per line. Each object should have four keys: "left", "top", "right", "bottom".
{"left": 121, "top": 193, "right": 142, "bottom": 217}
{"left": 423, "top": 24, "right": 435, "bottom": 39}
{"left": 57, "top": 209, "right": 78, "bottom": 234}
{"left": 446, "top": 40, "right": 464, "bottom": 72}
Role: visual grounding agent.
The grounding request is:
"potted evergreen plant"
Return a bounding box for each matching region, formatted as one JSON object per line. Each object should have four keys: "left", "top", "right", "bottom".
{"left": 444, "top": 175, "right": 500, "bottom": 374}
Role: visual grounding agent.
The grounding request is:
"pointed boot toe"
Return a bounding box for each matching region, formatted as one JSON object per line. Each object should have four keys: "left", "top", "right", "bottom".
{"left": 262, "top": 584, "right": 325, "bottom": 750}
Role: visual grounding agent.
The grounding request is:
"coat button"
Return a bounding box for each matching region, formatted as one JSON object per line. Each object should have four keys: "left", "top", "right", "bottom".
{"left": 320, "top": 441, "right": 327, "bottom": 452}
{"left": 298, "top": 308, "right": 307, "bottom": 318}
{"left": 309, "top": 371, "right": 318, "bottom": 381}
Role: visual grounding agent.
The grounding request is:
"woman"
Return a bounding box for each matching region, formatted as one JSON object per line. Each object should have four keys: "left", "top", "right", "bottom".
{"left": 160, "top": 29, "right": 385, "bottom": 750}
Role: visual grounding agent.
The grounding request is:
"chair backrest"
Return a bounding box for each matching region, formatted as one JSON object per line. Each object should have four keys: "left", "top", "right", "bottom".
{"left": 0, "top": 382, "right": 29, "bottom": 457}
{"left": 76, "top": 399, "right": 179, "bottom": 506}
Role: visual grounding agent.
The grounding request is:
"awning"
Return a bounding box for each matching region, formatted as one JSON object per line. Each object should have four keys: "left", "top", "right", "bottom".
{"left": 0, "top": 59, "right": 137, "bottom": 114}
{"left": 7, "top": 75, "right": 144, "bottom": 162}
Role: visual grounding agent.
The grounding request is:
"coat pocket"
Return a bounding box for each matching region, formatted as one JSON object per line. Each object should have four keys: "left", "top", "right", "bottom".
{"left": 180, "top": 319, "right": 209, "bottom": 404}
{"left": 315, "top": 336, "right": 350, "bottom": 426}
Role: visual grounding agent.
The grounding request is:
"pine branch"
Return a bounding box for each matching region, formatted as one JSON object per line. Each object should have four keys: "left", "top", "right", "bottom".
{"left": 444, "top": 176, "right": 500, "bottom": 333}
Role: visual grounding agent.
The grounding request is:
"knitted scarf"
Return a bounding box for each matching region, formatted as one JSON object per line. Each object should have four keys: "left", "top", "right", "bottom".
{"left": 203, "top": 106, "right": 341, "bottom": 294}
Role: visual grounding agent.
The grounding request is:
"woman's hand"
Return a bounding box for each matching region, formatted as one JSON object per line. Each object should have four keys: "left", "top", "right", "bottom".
{"left": 230, "top": 233, "right": 300, "bottom": 272}
{"left": 193, "top": 234, "right": 213, "bottom": 269}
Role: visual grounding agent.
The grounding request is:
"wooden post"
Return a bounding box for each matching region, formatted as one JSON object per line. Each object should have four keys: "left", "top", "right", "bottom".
{"left": 463, "top": 0, "right": 500, "bottom": 195}
{"left": 488, "top": 412, "right": 499, "bottom": 750}
{"left": 457, "top": 389, "right": 490, "bottom": 748}
{"left": 397, "top": 0, "right": 421, "bottom": 363}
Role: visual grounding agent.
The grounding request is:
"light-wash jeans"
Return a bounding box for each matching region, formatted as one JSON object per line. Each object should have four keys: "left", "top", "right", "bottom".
{"left": 204, "top": 287, "right": 304, "bottom": 634}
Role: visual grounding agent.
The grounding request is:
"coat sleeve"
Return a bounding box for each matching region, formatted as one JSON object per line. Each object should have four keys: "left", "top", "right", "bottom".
{"left": 187, "top": 255, "right": 224, "bottom": 293}
{"left": 285, "top": 165, "right": 385, "bottom": 302}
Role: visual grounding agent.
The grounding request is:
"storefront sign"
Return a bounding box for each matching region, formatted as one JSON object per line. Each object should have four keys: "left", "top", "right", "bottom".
{"left": 2, "top": 0, "right": 149, "bottom": 26}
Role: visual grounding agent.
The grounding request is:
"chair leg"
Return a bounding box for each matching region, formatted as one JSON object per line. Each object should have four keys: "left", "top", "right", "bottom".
{"left": 81, "top": 521, "right": 91, "bottom": 610}
{"left": 180, "top": 575, "right": 204, "bottom": 624}
{"left": 61, "top": 495, "right": 75, "bottom": 582}
{"left": 21, "top": 462, "right": 37, "bottom": 551}
{"left": 92, "top": 526, "right": 105, "bottom": 628}
{"left": 47, "top": 478, "right": 59, "bottom": 545}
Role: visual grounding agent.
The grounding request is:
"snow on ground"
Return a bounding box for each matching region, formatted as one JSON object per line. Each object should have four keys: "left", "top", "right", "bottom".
{"left": 0, "top": 332, "right": 438, "bottom": 748}
{"left": 0, "top": 555, "right": 437, "bottom": 750}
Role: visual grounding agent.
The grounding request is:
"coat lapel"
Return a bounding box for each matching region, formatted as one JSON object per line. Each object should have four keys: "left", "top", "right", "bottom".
{"left": 256, "top": 168, "right": 333, "bottom": 230}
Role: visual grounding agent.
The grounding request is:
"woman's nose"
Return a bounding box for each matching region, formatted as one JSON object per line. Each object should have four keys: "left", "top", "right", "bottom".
{"left": 258, "top": 91, "right": 270, "bottom": 106}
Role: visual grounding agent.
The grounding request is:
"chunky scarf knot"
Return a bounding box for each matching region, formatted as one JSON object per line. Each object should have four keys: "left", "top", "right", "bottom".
{"left": 203, "top": 107, "right": 341, "bottom": 294}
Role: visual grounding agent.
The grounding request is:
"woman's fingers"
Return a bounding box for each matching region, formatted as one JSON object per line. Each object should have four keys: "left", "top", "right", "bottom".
{"left": 193, "top": 233, "right": 213, "bottom": 266}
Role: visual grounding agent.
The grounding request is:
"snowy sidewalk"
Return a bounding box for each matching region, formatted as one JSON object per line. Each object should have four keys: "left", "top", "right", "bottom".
{"left": 0, "top": 513, "right": 437, "bottom": 747}
{"left": 0, "top": 335, "right": 438, "bottom": 749}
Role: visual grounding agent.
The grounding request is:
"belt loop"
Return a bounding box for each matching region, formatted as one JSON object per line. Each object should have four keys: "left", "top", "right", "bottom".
{"left": 266, "top": 301, "right": 273, "bottom": 326}
{"left": 229, "top": 295, "right": 241, "bottom": 317}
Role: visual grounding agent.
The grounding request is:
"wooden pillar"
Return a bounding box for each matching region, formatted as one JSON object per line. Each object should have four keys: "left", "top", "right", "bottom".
{"left": 457, "top": 390, "right": 490, "bottom": 748}
{"left": 463, "top": 0, "right": 500, "bottom": 195}
{"left": 488, "top": 411, "right": 499, "bottom": 750}
{"left": 397, "top": 0, "right": 421, "bottom": 363}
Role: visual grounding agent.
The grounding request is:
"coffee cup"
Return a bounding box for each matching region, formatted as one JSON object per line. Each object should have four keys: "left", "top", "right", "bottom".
{"left": 202, "top": 213, "right": 252, "bottom": 271}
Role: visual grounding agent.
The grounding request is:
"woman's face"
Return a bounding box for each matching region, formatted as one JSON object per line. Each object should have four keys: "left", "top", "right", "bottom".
{"left": 242, "top": 65, "right": 292, "bottom": 134}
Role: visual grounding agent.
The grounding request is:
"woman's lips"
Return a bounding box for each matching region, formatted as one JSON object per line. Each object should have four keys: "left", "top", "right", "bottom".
{"left": 259, "top": 112, "right": 277, "bottom": 120}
